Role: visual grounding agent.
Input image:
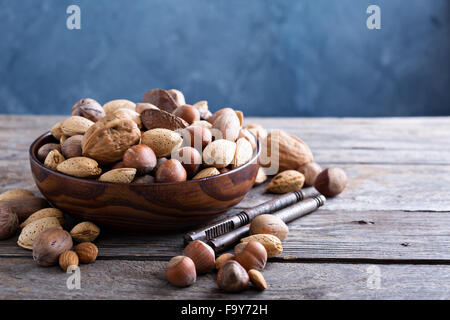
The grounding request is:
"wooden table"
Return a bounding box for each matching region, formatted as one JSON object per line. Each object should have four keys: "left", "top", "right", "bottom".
{"left": 1, "top": 116, "right": 449, "bottom": 300}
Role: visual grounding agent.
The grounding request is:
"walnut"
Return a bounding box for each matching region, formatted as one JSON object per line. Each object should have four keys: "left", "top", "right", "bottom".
{"left": 81, "top": 115, "right": 141, "bottom": 164}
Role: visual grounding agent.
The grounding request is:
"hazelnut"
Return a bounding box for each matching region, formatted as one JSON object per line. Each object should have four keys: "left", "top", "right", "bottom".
{"left": 155, "top": 159, "right": 187, "bottom": 183}
{"left": 183, "top": 240, "right": 215, "bottom": 274}
{"left": 249, "top": 214, "right": 289, "bottom": 241}
{"left": 165, "top": 256, "right": 196, "bottom": 287}
{"left": 298, "top": 162, "right": 322, "bottom": 186}
{"left": 314, "top": 168, "right": 347, "bottom": 197}
{"left": 216, "top": 260, "right": 249, "bottom": 293}
{"left": 172, "top": 147, "right": 202, "bottom": 178}
{"left": 181, "top": 126, "right": 212, "bottom": 150}
{"left": 234, "top": 241, "right": 267, "bottom": 271}
{"left": 133, "top": 175, "right": 155, "bottom": 184}
{"left": 32, "top": 227, "right": 73, "bottom": 266}
{"left": 151, "top": 157, "right": 167, "bottom": 175}
{"left": 215, "top": 253, "right": 234, "bottom": 270}
{"left": 37, "top": 143, "right": 61, "bottom": 162}
{"left": 0, "top": 206, "right": 19, "bottom": 240}
{"left": 173, "top": 105, "right": 200, "bottom": 125}
{"left": 59, "top": 250, "right": 79, "bottom": 271}
{"left": 71, "top": 98, "right": 105, "bottom": 122}
{"left": 123, "top": 144, "right": 157, "bottom": 175}
{"left": 74, "top": 242, "right": 98, "bottom": 263}
{"left": 61, "top": 135, "right": 83, "bottom": 159}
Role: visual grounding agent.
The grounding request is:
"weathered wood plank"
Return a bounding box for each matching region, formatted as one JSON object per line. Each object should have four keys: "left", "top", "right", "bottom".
{"left": 1, "top": 209, "right": 449, "bottom": 262}
{"left": 0, "top": 258, "right": 448, "bottom": 300}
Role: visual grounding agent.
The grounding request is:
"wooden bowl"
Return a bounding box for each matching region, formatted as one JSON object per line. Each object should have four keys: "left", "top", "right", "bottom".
{"left": 29, "top": 132, "right": 260, "bottom": 233}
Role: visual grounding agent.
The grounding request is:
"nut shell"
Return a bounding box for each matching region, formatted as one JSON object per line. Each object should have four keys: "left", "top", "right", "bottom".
{"left": 59, "top": 250, "right": 79, "bottom": 271}
{"left": 183, "top": 240, "right": 215, "bottom": 274}
{"left": 181, "top": 126, "right": 212, "bottom": 150}
{"left": 135, "top": 102, "right": 159, "bottom": 114}
{"left": 217, "top": 261, "right": 249, "bottom": 293}
{"left": 0, "top": 189, "right": 34, "bottom": 202}
{"left": 57, "top": 157, "right": 102, "bottom": 178}
{"left": 240, "top": 234, "right": 283, "bottom": 258}
{"left": 32, "top": 227, "right": 73, "bottom": 266}
{"left": 314, "top": 168, "right": 348, "bottom": 197}
{"left": 123, "top": 144, "right": 157, "bottom": 175}
{"left": 173, "top": 105, "right": 200, "bottom": 125}
{"left": 167, "top": 89, "right": 186, "bottom": 106}
{"left": 142, "top": 88, "right": 180, "bottom": 113}
{"left": 81, "top": 115, "right": 141, "bottom": 164}
{"left": 74, "top": 242, "right": 98, "bottom": 263}
{"left": 0, "top": 207, "right": 19, "bottom": 240}
{"left": 44, "top": 149, "right": 65, "bottom": 171}
{"left": 72, "top": 98, "right": 105, "bottom": 122}
{"left": 51, "top": 122, "right": 64, "bottom": 140}
{"left": 172, "top": 147, "right": 202, "bottom": 178}
{"left": 37, "top": 143, "right": 61, "bottom": 162}
{"left": 70, "top": 221, "right": 100, "bottom": 243}
{"left": 61, "top": 135, "right": 83, "bottom": 159}
{"left": 211, "top": 109, "right": 241, "bottom": 142}
{"left": 99, "top": 168, "right": 137, "bottom": 183}
{"left": 165, "top": 256, "right": 196, "bottom": 287}
{"left": 202, "top": 139, "right": 236, "bottom": 169}
{"left": 266, "top": 170, "right": 305, "bottom": 194}
{"left": 215, "top": 253, "right": 234, "bottom": 270}
{"left": 155, "top": 159, "right": 187, "bottom": 183}
{"left": 61, "top": 116, "right": 95, "bottom": 136}
{"left": 254, "top": 167, "right": 268, "bottom": 186}
{"left": 142, "top": 129, "right": 183, "bottom": 158}
{"left": 18, "top": 217, "right": 62, "bottom": 250}
{"left": 232, "top": 138, "right": 253, "bottom": 169}
{"left": 298, "top": 162, "right": 322, "bottom": 187}
{"left": 248, "top": 269, "right": 267, "bottom": 291}
{"left": 234, "top": 240, "right": 267, "bottom": 271}
{"left": 192, "top": 167, "right": 220, "bottom": 180}
{"left": 103, "top": 99, "right": 136, "bottom": 114}
{"left": 0, "top": 197, "right": 48, "bottom": 221}
{"left": 140, "top": 108, "right": 188, "bottom": 131}
{"left": 20, "top": 208, "right": 65, "bottom": 229}
{"left": 249, "top": 214, "right": 289, "bottom": 241}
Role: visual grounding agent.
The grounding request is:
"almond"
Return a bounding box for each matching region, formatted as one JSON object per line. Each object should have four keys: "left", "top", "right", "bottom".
{"left": 57, "top": 157, "right": 102, "bottom": 178}
{"left": 232, "top": 138, "right": 253, "bottom": 169}
{"left": 98, "top": 168, "right": 137, "bottom": 184}
{"left": 50, "top": 121, "right": 64, "bottom": 140}
{"left": 235, "top": 110, "right": 244, "bottom": 126}
{"left": 61, "top": 116, "right": 94, "bottom": 136}
{"left": 248, "top": 269, "right": 267, "bottom": 291}
{"left": 240, "top": 234, "right": 283, "bottom": 258}
{"left": 192, "top": 167, "right": 221, "bottom": 179}
{"left": 20, "top": 208, "right": 65, "bottom": 229}
{"left": 17, "top": 217, "right": 62, "bottom": 250}
{"left": 70, "top": 221, "right": 100, "bottom": 242}
{"left": 141, "top": 129, "right": 183, "bottom": 158}
{"left": 262, "top": 129, "right": 313, "bottom": 172}
{"left": 254, "top": 167, "right": 268, "bottom": 186}
{"left": 266, "top": 170, "right": 305, "bottom": 194}
{"left": 0, "top": 189, "right": 34, "bottom": 202}
{"left": 74, "top": 242, "right": 98, "bottom": 264}
{"left": 44, "top": 149, "right": 65, "bottom": 171}
{"left": 202, "top": 139, "right": 236, "bottom": 168}
{"left": 103, "top": 99, "right": 136, "bottom": 114}
{"left": 59, "top": 250, "right": 79, "bottom": 271}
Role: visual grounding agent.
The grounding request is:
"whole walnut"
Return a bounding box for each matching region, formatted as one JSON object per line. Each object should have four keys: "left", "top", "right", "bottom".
{"left": 81, "top": 115, "right": 141, "bottom": 164}
{"left": 0, "top": 206, "right": 19, "bottom": 240}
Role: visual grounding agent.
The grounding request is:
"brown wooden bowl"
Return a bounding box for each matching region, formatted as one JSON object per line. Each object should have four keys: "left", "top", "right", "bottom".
{"left": 29, "top": 132, "right": 260, "bottom": 233}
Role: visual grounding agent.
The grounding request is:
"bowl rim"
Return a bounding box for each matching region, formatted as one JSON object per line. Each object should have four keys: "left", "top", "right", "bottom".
{"left": 29, "top": 131, "right": 261, "bottom": 187}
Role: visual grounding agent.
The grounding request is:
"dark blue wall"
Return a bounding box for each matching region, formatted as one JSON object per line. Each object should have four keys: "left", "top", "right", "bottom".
{"left": 0, "top": 0, "right": 449, "bottom": 116}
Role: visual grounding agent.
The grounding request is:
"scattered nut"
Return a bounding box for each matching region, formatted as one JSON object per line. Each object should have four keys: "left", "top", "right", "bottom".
{"left": 166, "top": 256, "right": 196, "bottom": 287}
{"left": 20, "top": 208, "right": 65, "bottom": 229}
{"left": 18, "top": 217, "right": 62, "bottom": 250}
{"left": 234, "top": 241, "right": 267, "bottom": 271}
{"left": 240, "top": 234, "right": 283, "bottom": 258}
{"left": 217, "top": 260, "right": 249, "bottom": 293}
{"left": 70, "top": 221, "right": 100, "bottom": 242}
{"left": 314, "top": 167, "right": 347, "bottom": 197}
{"left": 266, "top": 170, "right": 305, "bottom": 194}
{"left": 74, "top": 242, "right": 98, "bottom": 263}
{"left": 215, "top": 253, "right": 235, "bottom": 270}
{"left": 248, "top": 269, "right": 267, "bottom": 291}
{"left": 32, "top": 227, "right": 72, "bottom": 266}
{"left": 298, "top": 162, "right": 322, "bottom": 186}
{"left": 59, "top": 250, "right": 79, "bottom": 271}
{"left": 249, "top": 214, "right": 289, "bottom": 240}
{"left": 0, "top": 206, "right": 19, "bottom": 240}
{"left": 183, "top": 240, "right": 216, "bottom": 274}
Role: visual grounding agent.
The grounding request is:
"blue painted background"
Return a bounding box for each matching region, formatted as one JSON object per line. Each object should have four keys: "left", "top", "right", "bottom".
{"left": 0, "top": 0, "right": 449, "bottom": 116}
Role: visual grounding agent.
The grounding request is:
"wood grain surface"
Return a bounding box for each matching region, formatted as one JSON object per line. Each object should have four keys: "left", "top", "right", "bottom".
{"left": 0, "top": 115, "right": 449, "bottom": 299}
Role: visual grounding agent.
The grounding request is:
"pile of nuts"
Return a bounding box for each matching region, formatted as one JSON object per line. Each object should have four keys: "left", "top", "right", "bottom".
{"left": 166, "top": 214, "right": 288, "bottom": 292}
{"left": 38, "top": 88, "right": 258, "bottom": 183}
{"left": 0, "top": 189, "right": 99, "bottom": 270}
